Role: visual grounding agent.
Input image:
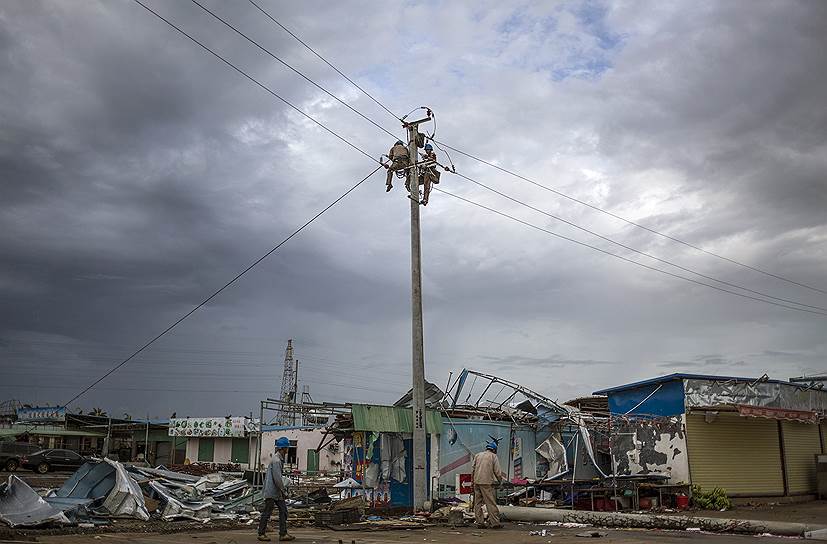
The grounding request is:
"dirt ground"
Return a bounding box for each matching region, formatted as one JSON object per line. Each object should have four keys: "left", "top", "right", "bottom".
{"left": 672, "top": 500, "right": 827, "bottom": 524}
{"left": 2, "top": 496, "right": 825, "bottom": 542}
{"left": 29, "top": 525, "right": 806, "bottom": 544}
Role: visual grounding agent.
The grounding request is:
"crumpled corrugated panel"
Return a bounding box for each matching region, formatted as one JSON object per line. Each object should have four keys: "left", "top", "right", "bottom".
{"left": 100, "top": 458, "right": 149, "bottom": 521}
{"left": 0, "top": 475, "right": 70, "bottom": 527}
{"left": 47, "top": 459, "right": 149, "bottom": 521}
{"left": 148, "top": 480, "right": 214, "bottom": 521}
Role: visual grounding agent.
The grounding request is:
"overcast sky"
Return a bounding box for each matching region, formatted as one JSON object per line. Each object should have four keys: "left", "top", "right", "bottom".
{"left": 1, "top": 0, "right": 825, "bottom": 419}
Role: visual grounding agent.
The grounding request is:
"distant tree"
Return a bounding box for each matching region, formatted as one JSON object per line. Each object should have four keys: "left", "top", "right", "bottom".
{"left": 90, "top": 407, "right": 107, "bottom": 417}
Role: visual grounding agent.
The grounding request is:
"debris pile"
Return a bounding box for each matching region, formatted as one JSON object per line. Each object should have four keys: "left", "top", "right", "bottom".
{"left": 132, "top": 466, "right": 257, "bottom": 521}
{"left": 0, "top": 459, "right": 258, "bottom": 529}
{"left": 163, "top": 463, "right": 242, "bottom": 476}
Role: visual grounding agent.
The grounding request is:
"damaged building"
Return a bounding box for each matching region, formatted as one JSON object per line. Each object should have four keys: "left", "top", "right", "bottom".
{"left": 595, "top": 373, "right": 827, "bottom": 497}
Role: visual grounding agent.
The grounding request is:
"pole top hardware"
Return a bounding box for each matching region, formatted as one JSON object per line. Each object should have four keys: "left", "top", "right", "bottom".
{"left": 402, "top": 116, "right": 432, "bottom": 128}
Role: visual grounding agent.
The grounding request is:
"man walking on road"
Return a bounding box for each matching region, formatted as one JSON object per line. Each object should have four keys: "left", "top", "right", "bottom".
{"left": 258, "top": 436, "right": 294, "bottom": 541}
{"left": 471, "top": 440, "right": 507, "bottom": 529}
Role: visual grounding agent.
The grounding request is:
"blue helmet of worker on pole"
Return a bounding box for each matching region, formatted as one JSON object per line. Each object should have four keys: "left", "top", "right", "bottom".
{"left": 424, "top": 143, "right": 433, "bottom": 151}
{"left": 275, "top": 436, "right": 290, "bottom": 449}
{"left": 485, "top": 441, "right": 498, "bottom": 452}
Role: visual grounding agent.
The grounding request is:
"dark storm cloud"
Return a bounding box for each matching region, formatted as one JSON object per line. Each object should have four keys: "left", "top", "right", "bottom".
{"left": 1, "top": 1, "right": 825, "bottom": 416}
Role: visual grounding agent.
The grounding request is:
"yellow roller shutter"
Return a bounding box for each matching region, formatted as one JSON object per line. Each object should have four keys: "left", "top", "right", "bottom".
{"left": 686, "top": 412, "right": 784, "bottom": 496}
{"left": 782, "top": 421, "right": 822, "bottom": 494}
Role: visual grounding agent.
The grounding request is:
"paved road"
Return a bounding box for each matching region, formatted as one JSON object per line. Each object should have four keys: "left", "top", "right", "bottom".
{"left": 11, "top": 470, "right": 74, "bottom": 489}
{"left": 34, "top": 525, "right": 799, "bottom": 544}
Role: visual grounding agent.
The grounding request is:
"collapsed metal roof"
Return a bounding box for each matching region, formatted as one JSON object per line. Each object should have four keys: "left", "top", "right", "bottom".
{"left": 0, "top": 475, "right": 70, "bottom": 527}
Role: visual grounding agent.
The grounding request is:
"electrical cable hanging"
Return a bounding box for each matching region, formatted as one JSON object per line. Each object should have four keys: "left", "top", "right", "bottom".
{"left": 136, "top": 0, "right": 825, "bottom": 317}
{"left": 133, "top": 0, "right": 380, "bottom": 164}
{"left": 61, "top": 164, "right": 383, "bottom": 407}
{"left": 246, "top": 0, "right": 403, "bottom": 123}
{"left": 431, "top": 187, "right": 827, "bottom": 318}
{"left": 120, "top": 0, "right": 827, "bottom": 420}
{"left": 248, "top": 5, "right": 824, "bottom": 297}
{"left": 431, "top": 139, "right": 827, "bottom": 297}
{"left": 440, "top": 168, "right": 827, "bottom": 313}
{"left": 188, "top": 0, "right": 400, "bottom": 141}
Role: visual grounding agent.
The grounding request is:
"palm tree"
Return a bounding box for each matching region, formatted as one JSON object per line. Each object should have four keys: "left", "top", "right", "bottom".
{"left": 90, "top": 407, "right": 107, "bottom": 417}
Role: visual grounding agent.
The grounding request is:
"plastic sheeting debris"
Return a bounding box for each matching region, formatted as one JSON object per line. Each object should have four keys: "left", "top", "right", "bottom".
{"left": 0, "top": 475, "right": 71, "bottom": 527}
{"left": 333, "top": 478, "right": 363, "bottom": 488}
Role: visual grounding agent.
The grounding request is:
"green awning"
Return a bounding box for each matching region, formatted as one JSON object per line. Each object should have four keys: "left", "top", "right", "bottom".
{"left": 351, "top": 404, "right": 443, "bottom": 434}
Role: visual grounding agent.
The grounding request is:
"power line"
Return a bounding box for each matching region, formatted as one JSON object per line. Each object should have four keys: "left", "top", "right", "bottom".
{"left": 447, "top": 170, "right": 827, "bottom": 313}
{"left": 0, "top": 340, "right": 416, "bottom": 378}
{"left": 2, "top": 369, "right": 414, "bottom": 390}
{"left": 3, "top": 381, "right": 400, "bottom": 396}
{"left": 246, "top": 0, "right": 402, "bottom": 123}
{"left": 242, "top": 5, "right": 825, "bottom": 298}
{"left": 187, "top": 0, "right": 399, "bottom": 140}
{"left": 0, "top": 353, "right": 415, "bottom": 379}
{"left": 117, "top": 0, "right": 824, "bottom": 408}
{"left": 433, "top": 140, "right": 827, "bottom": 296}
{"left": 61, "top": 164, "right": 382, "bottom": 407}
{"left": 432, "top": 187, "right": 827, "bottom": 317}
{"left": 132, "top": 0, "right": 379, "bottom": 164}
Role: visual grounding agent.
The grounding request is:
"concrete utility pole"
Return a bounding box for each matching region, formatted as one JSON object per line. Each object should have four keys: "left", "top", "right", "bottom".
{"left": 406, "top": 117, "right": 429, "bottom": 511}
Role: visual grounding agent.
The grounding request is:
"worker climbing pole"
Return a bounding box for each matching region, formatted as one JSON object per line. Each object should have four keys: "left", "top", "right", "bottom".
{"left": 382, "top": 107, "right": 454, "bottom": 206}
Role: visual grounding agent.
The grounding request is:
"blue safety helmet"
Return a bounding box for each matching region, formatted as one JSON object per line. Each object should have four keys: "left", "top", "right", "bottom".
{"left": 275, "top": 436, "right": 290, "bottom": 449}
{"left": 424, "top": 143, "right": 433, "bottom": 151}
{"left": 486, "top": 441, "right": 498, "bottom": 452}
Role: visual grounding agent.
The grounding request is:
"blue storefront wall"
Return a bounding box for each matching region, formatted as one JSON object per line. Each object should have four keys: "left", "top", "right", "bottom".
{"left": 349, "top": 431, "right": 431, "bottom": 507}
{"left": 389, "top": 437, "right": 431, "bottom": 506}
{"left": 438, "top": 420, "right": 512, "bottom": 492}
{"left": 605, "top": 379, "right": 685, "bottom": 417}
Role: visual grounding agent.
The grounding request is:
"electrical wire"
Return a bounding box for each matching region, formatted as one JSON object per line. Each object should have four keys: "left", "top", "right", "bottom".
{"left": 432, "top": 139, "right": 827, "bottom": 296}
{"left": 132, "top": 0, "right": 379, "bottom": 164}
{"left": 246, "top": 6, "right": 823, "bottom": 297}
{"left": 246, "top": 0, "right": 402, "bottom": 123}
{"left": 108, "top": 0, "right": 824, "bottom": 408}
{"left": 445, "top": 169, "right": 827, "bottom": 313}
{"left": 3, "top": 381, "right": 398, "bottom": 395}
{"left": 432, "top": 187, "right": 827, "bottom": 317}
{"left": 61, "top": 164, "right": 382, "bottom": 408}
{"left": 188, "top": 0, "right": 400, "bottom": 141}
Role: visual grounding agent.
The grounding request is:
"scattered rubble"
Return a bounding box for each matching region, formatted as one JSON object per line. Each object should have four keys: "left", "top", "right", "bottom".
{"left": 0, "top": 459, "right": 256, "bottom": 529}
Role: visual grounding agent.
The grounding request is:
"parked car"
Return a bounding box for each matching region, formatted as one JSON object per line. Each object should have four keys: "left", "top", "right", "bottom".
{"left": 20, "top": 448, "right": 88, "bottom": 473}
{"left": 0, "top": 441, "right": 42, "bottom": 471}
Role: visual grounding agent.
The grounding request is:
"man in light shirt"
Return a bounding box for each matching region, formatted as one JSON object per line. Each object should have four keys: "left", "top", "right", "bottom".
{"left": 471, "top": 440, "right": 507, "bottom": 529}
